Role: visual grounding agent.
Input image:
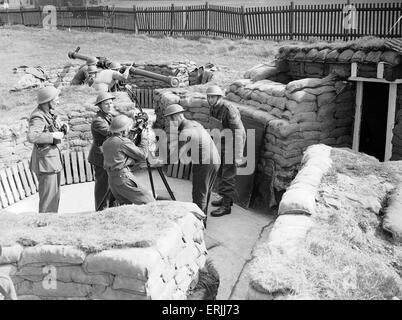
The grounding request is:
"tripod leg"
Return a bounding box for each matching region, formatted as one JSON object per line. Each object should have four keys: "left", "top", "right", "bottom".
{"left": 147, "top": 165, "right": 156, "bottom": 199}
{"left": 157, "top": 167, "right": 176, "bottom": 200}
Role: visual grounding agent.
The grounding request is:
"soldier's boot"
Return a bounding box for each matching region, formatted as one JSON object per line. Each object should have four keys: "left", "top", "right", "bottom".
{"left": 210, "top": 198, "right": 232, "bottom": 217}
{"left": 211, "top": 197, "right": 233, "bottom": 207}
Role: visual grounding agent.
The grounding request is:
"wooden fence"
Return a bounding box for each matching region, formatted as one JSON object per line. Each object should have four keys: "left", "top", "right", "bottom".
{"left": 0, "top": 2, "right": 401, "bottom": 40}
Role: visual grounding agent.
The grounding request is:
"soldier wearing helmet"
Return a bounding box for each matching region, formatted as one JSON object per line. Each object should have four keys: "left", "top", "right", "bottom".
{"left": 206, "top": 85, "right": 246, "bottom": 217}
{"left": 102, "top": 115, "right": 155, "bottom": 205}
{"left": 70, "top": 57, "right": 98, "bottom": 86}
{"left": 92, "top": 62, "right": 132, "bottom": 92}
{"left": 164, "top": 104, "right": 220, "bottom": 226}
{"left": 27, "top": 85, "right": 68, "bottom": 213}
{"left": 88, "top": 92, "right": 117, "bottom": 211}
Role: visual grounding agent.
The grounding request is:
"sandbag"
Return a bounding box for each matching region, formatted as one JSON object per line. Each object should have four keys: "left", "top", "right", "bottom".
{"left": 383, "top": 183, "right": 402, "bottom": 241}
{"left": 285, "top": 100, "right": 317, "bottom": 114}
{"left": 267, "top": 119, "right": 299, "bottom": 138}
{"left": 254, "top": 81, "right": 286, "bottom": 97}
{"left": 286, "top": 91, "right": 316, "bottom": 103}
{"left": 278, "top": 185, "right": 317, "bottom": 215}
{"left": 0, "top": 245, "right": 23, "bottom": 265}
{"left": 317, "top": 91, "right": 337, "bottom": 107}
{"left": 285, "top": 74, "right": 335, "bottom": 93}
{"left": 244, "top": 64, "right": 279, "bottom": 81}
{"left": 305, "top": 86, "right": 335, "bottom": 96}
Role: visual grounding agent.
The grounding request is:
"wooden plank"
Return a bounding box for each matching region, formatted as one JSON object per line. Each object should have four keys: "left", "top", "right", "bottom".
{"left": 63, "top": 151, "right": 73, "bottom": 184}
{"left": 183, "top": 163, "right": 191, "bottom": 180}
{"left": 0, "top": 176, "right": 9, "bottom": 208}
{"left": 0, "top": 169, "right": 14, "bottom": 205}
{"left": 17, "top": 162, "right": 30, "bottom": 197}
{"left": 60, "top": 158, "right": 66, "bottom": 186}
{"left": 70, "top": 151, "right": 79, "bottom": 184}
{"left": 172, "top": 163, "right": 179, "bottom": 178}
{"left": 11, "top": 165, "right": 25, "bottom": 200}
{"left": 22, "top": 160, "right": 37, "bottom": 194}
{"left": 83, "top": 150, "right": 93, "bottom": 182}
{"left": 6, "top": 167, "right": 20, "bottom": 202}
{"left": 77, "top": 151, "right": 86, "bottom": 183}
{"left": 166, "top": 164, "right": 174, "bottom": 176}
{"left": 352, "top": 81, "right": 363, "bottom": 152}
{"left": 385, "top": 83, "right": 397, "bottom": 161}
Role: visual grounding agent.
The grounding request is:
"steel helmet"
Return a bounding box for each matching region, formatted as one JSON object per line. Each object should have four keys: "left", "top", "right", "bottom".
{"left": 87, "top": 65, "right": 98, "bottom": 74}
{"left": 95, "top": 92, "right": 115, "bottom": 106}
{"left": 86, "top": 57, "right": 98, "bottom": 66}
{"left": 163, "top": 104, "right": 185, "bottom": 117}
{"left": 109, "top": 115, "right": 133, "bottom": 133}
{"left": 206, "top": 85, "right": 224, "bottom": 96}
{"left": 37, "top": 86, "right": 60, "bottom": 105}
{"left": 109, "top": 62, "right": 122, "bottom": 70}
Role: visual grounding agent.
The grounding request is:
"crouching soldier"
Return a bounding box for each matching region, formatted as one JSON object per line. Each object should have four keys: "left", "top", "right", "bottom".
{"left": 88, "top": 92, "right": 116, "bottom": 211}
{"left": 103, "top": 115, "right": 155, "bottom": 205}
{"left": 206, "top": 85, "right": 246, "bottom": 217}
{"left": 164, "top": 104, "right": 220, "bottom": 225}
{"left": 27, "top": 86, "right": 68, "bottom": 213}
{"left": 92, "top": 62, "right": 132, "bottom": 92}
{"left": 70, "top": 57, "right": 98, "bottom": 85}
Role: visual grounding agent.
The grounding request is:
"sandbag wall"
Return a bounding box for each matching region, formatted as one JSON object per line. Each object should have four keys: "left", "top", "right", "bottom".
{"left": 0, "top": 91, "right": 140, "bottom": 170}
{"left": 226, "top": 76, "right": 355, "bottom": 191}
{"left": 0, "top": 205, "right": 208, "bottom": 300}
{"left": 391, "top": 85, "right": 402, "bottom": 160}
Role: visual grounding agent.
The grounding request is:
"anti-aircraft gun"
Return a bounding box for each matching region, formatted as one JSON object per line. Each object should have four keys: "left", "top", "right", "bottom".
{"left": 68, "top": 47, "right": 180, "bottom": 88}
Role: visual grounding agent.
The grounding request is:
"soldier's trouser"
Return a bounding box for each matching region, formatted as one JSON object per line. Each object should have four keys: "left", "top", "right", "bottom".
{"left": 108, "top": 170, "right": 155, "bottom": 206}
{"left": 192, "top": 163, "right": 220, "bottom": 214}
{"left": 38, "top": 172, "right": 61, "bottom": 213}
{"left": 94, "top": 165, "right": 115, "bottom": 211}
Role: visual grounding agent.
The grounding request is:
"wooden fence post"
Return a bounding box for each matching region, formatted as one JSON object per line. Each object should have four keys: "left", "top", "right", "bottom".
{"left": 344, "top": 0, "right": 351, "bottom": 41}
{"left": 241, "top": 5, "right": 247, "bottom": 38}
{"left": 103, "top": 5, "right": 107, "bottom": 32}
{"left": 289, "top": 1, "right": 294, "bottom": 40}
{"left": 133, "top": 5, "right": 138, "bottom": 34}
{"left": 20, "top": 5, "right": 25, "bottom": 26}
{"left": 85, "top": 6, "right": 89, "bottom": 31}
{"left": 205, "top": 2, "right": 209, "bottom": 36}
{"left": 37, "top": 6, "right": 41, "bottom": 27}
{"left": 170, "top": 3, "right": 174, "bottom": 36}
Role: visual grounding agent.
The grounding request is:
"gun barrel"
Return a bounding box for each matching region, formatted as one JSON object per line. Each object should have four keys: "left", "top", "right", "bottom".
{"left": 67, "top": 51, "right": 97, "bottom": 64}
{"left": 129, "top": 67, "right": 180, "bottom": 88}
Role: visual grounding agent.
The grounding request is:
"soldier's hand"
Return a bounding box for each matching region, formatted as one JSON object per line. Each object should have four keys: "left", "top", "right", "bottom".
{"left": 52, "top": 132, "right": 64, "bottom": 140}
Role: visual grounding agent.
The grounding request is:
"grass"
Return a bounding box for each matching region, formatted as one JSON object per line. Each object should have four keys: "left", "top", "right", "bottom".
{"left": 0, "top": 201, "right": 193, "bottom": 253}
{"left": 250, "top": 148, "right": 402, "bottom": 300}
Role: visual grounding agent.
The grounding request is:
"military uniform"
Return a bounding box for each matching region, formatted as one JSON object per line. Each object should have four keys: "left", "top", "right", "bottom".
{"left": 176, "top": 119, "right": 220, "bottom": 214}
{"left": 88, "top": 110, "right": 115, "bottom": 211}
{"left": 210, "top": 100, "right": 246, "bottom": 203}
{"left": 92, "top": 69, "right": 126, "bottom": 92}
{"left": 70, "top": 65, "right": 88, "bottom": 85}
{"left": 103, "top": 134, "right": 155, "bottom": 205}
{"left": 27, "top": 107, "right": 63, "bottom": 213}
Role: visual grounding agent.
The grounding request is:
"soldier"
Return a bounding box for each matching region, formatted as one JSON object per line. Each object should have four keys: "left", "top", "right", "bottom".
{"left": 206, "top": 85, "right": 246, "bottom": 217}
{"left": 92, "top": 62, "right": 132, "bottom": 92}
{"left": 164, "top": 104, "right": 220, "bottom": 224}
{"left": 0, "top": 245, "right": 17, "bottom": 300}
{"left": 88, "top": 92, "right": 116, "bottom": 211}
{"left": 70, "top": 57, "right": 98, "bottom": 85}
{"left": 103, "top": 115, "right": 155, "bottom": 205}
{"left": 27, "top": 86, "right": 68, "bottom": 213}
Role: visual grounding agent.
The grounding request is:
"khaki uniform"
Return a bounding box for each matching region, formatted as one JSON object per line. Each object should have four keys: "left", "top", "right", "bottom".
{"left": 88, "top": 110, "right": 114, "bottom": 211}
{"left": 210, "top": 100, "right": 246, "bottom": 202}
{"left": 176, "top": 119, "right": 220, "bottom": 214}
{"left": 103, "top": 134, "right": 155, "bottom": 205}
{"left": 27, "top": 107, "right": 63, "bottom": 213}
{"left": 92, "top": 69, "right": 126, "bottom": 92}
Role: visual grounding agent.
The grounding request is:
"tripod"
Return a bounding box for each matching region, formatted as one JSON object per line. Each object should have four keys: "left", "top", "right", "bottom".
{"left": 146, "top": 160, "right": 176, "bottom": 201}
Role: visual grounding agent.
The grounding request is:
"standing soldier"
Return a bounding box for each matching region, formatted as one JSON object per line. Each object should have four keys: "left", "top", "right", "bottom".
{"left": 206, "top": 85, "right": 246, "bottom": 217}
{"left": 164, "top": 104, "right": 220, "bottom": 225}
{"left": 88, "top": 92, "right": 116, "bottom": 211}
{"left": 92, "top": 62, "right": 132, "bottom": 92}
{"left": 27, "top": 86, "right": 68, "bottom": 213}
{"left": 102, "top": 115, "right": 155, "bottom": 205}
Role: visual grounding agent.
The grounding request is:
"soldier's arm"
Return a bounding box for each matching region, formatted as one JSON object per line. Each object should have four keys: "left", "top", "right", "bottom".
{"left": 27, "top": 115, "right": 54, "bottom": 144}
{"left": 121, "top": 138, "right": 148, "bottom": 161}
{"left": 226, "top": 107, "right": 246, "bottom": 161}
{"left": 92, "top": 118, "right": 111, "bottom": 138}
{"left": 112, "top": 67, "right": 130, "bottom": 82}
{"left": 0, "top": 275, "right": 17, "bottom": 300}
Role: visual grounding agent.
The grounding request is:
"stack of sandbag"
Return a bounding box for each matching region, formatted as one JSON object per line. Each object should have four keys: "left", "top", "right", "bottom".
{"left": 243, "top": 63, "right": 280, "bottom": 82}
{"left": 153, "top": 88, "right": 211, "bottom": 129}
{"left": 0, "top": 202, "right": 210, "bottom": 300}
{"left": 391, "top": 90, "right": 402, "bottom": 160}
{"left": 382, "top": 182, "right": 402, "bottom": 242}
